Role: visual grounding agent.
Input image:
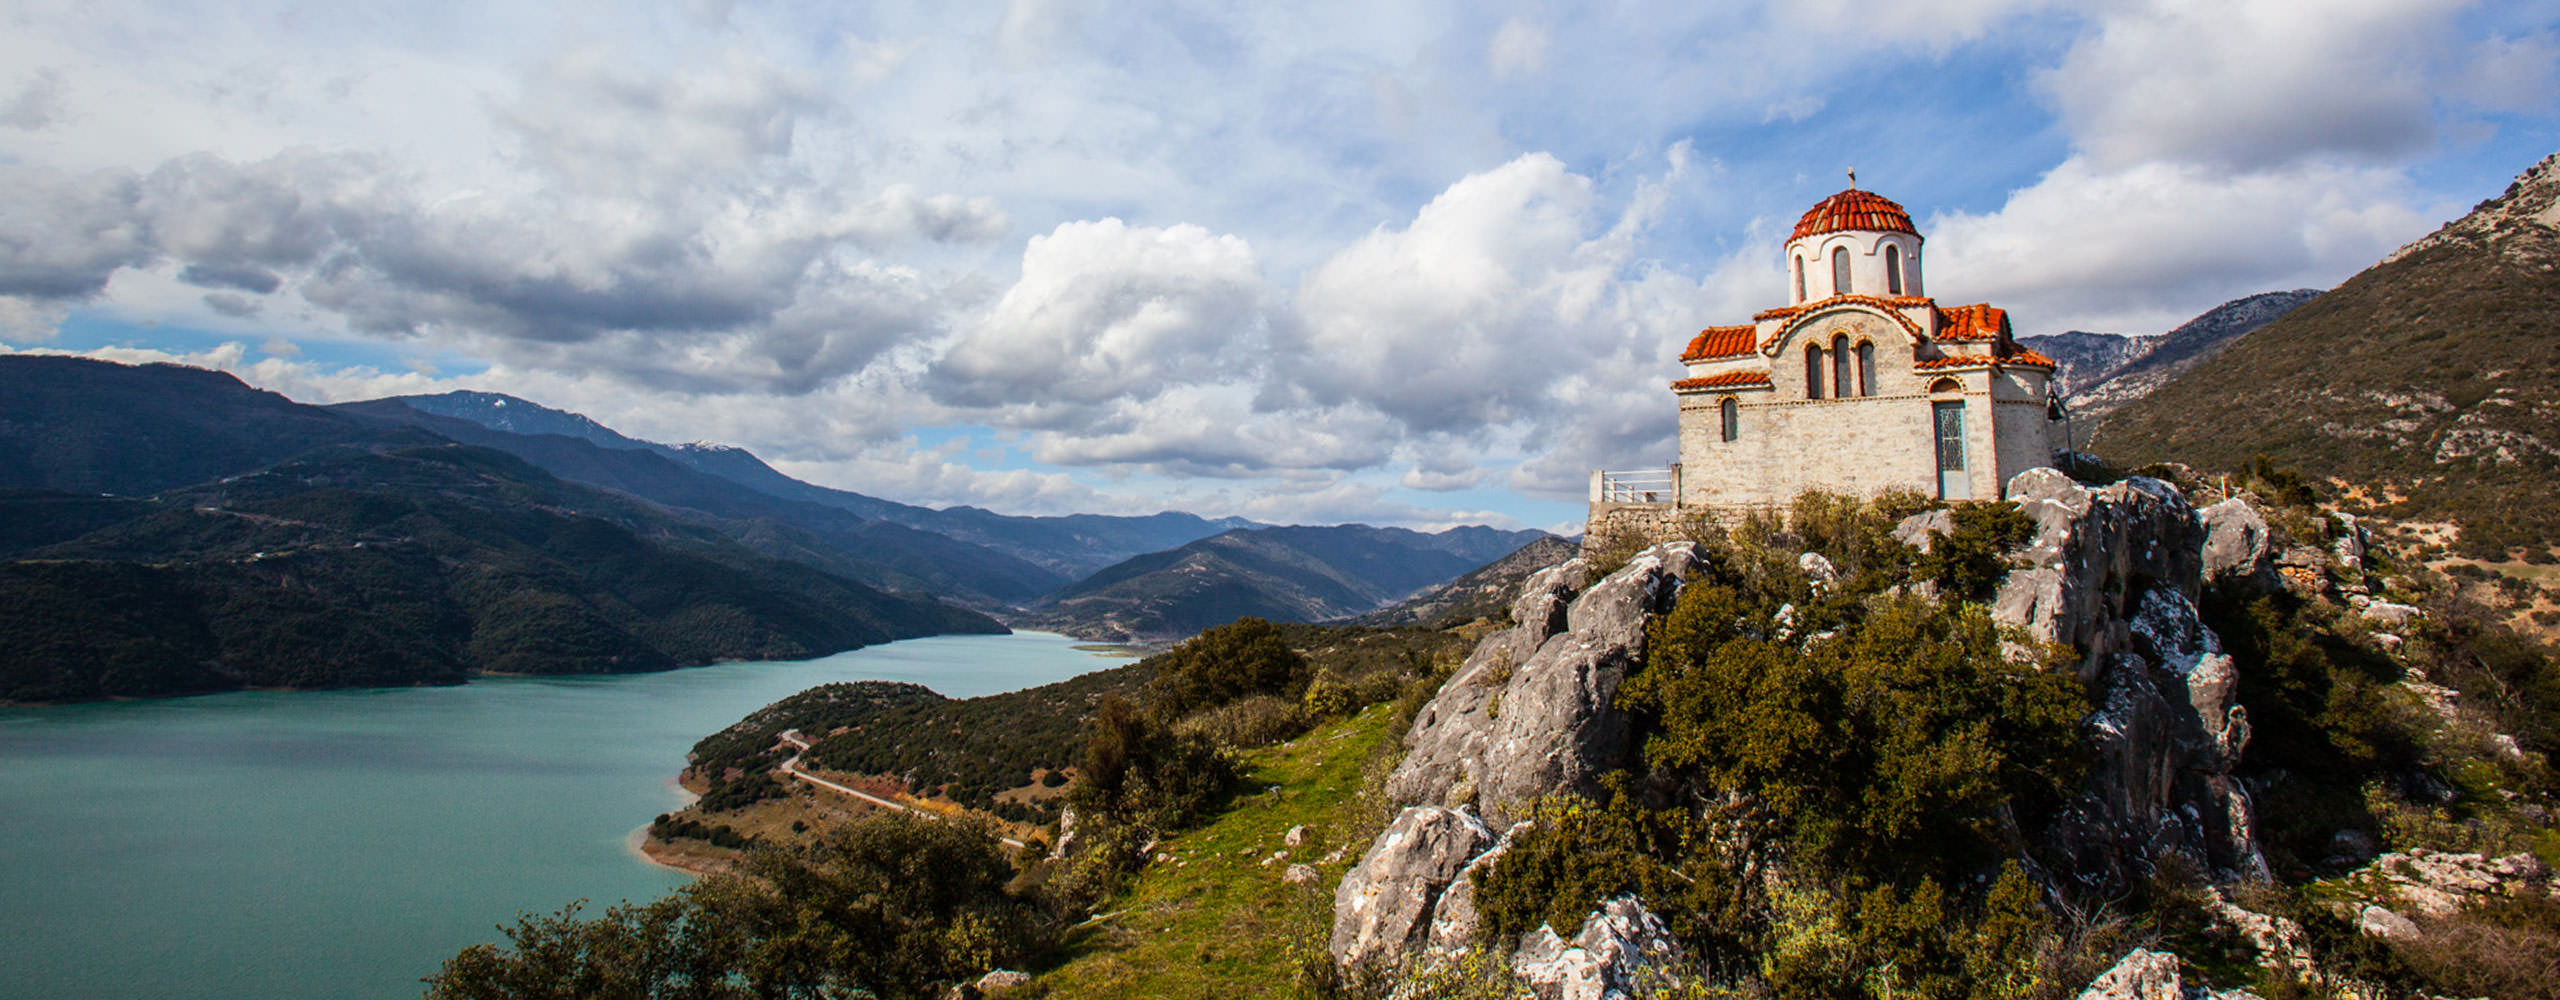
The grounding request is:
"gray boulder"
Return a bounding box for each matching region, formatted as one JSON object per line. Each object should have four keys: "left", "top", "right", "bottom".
{"left": 2075, "top": 948, "right": 2184, "bottom": 1000}
{"left": 1892, "top": 508, "right": 1955, "bottom": 555}
{"left": 1425, "top": 821, "right": 1529, "bottom": 956}
{"left": 1510, "top": 896, "right": 1684, "bottom": 1000}
{"left": 2198, "top": 498, "right": 2277, "bottom": 593}
{"left": 2073, "top": 948, "right": 2265, "bottom": 1000}
{"left": 1331, "top": 806, "right": 1496, "bottom": 971}
{"left": 1347, "top": 543, "right": 1697, "bottom": 975}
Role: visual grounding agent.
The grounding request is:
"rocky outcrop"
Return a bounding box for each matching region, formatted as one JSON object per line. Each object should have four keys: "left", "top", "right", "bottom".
{"left": 1337, "top": 543, "right": 1698, "bottom": 974}
{"left": 1994, "top": 469, "right": 2207, "bottom": 681}
{"left": 1331, "top": 806, "right": 1497, "bottom": 972}
{"left": 1424, "top": 820, "right": 1527, "bottom": 957}
{"left": 1387, "top": 557, "right": 1588, "bottom": 810}
{"left": 1995, "top": 471, "right": 2268, "bottom": 892}
{"left": 2334, "top": 849, "right": 2560, "bottom": 934}
{"left": 1509, "top": 896, "right": 1684, "bottom": 1000}
{"left": 1386, "top": 545, "right": 1695, "bottom": 827}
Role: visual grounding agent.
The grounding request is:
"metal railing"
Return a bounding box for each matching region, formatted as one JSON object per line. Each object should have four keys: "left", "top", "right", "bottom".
{"left": 1591, "top": 467, "right": 1679, "bottom": 505}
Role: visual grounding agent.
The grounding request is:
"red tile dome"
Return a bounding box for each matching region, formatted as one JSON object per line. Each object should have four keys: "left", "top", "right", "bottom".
{"left": 1789, "top": 189, "right": 1918, "bottom": 242}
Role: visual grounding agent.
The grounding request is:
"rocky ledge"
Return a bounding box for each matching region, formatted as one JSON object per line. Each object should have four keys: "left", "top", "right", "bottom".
{"left": 1326, "top": 469, "right": 2432, "bottom": 997}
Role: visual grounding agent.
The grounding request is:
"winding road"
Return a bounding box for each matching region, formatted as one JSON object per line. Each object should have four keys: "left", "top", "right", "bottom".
{"left": 773, "top": 730, "right": 1026, "bottom": 850}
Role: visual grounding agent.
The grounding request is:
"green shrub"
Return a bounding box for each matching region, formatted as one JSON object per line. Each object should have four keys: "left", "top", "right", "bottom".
{"left": 1622, "top": 587, "right": 2085, "bottom": 882}
{"left": 1914, "top": 502, "right": 2036, "bottom": 603}
{"left": 427, "top": 811, "right": 1041, "bottom": 1000}
{"left": 1175, "top": 693, "right": 1308, "bottom": 750}
{"left": 1148, "top": 617, "right": 1310, "bottom": 717}
{"left": 1068, "top": 694, "right": 1234, "bottom": 828}
{"left": 1471, "top": 788, "right": 1745, "bottom": 953}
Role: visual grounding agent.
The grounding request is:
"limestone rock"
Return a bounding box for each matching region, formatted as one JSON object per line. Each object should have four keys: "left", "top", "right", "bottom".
{"left": 1285, "top": 824, "right": 1308, "bottom": 847}
{"left": 2209, "top": 893, "right": 2316, "bottom": 979}
{"left": 2355, "top": 905, "right": 2419, "bottom": 942}
{"left": 1284, "top": 863, "right": 1319, "bottom": 885}
{"left": 1425, "top": 822, "right": 1528, "bottom": 956}
{"left": 1388, "top": 558, "right": 1588, "bottom": 808}
{"left": 2198, "top": 498, "right": 2277, "bottom": 593}
{"left": 976, "top": 970, "right": 1030, "bottom": 993}
{"left": 1798, "top": 551, "right": 1838, "bottom": 591}
{"left": 2049, "top": 593, "right": 2268, "bottom": 892}
{"left": 1995, "top": 470, "right": 2206, "bottom": 683}
{"left": 1331, "top": 806, "right": 1496, "bottom": 971}
{"left": 2073, "top": 948, "right": 2265, "bottom": 1000}
{"left": 2358, "top": 601, "right": 2421, "bottom": 628}
{"left": 1892, "top": 508, "right": 1955, "bottom": 555}
{"left": 1510, "top": 896, "right": 1683, "bottom": 1000}
{"left": 2345, "top": 849, "right": 2560, "bottom": 920}
{"left": 2075, "top": 948, "right": 2184, "bottom": 1000}
{"left": 1050, "top": 807, "right": 1082, "bottom": 860}
{"left": 1387, "top": 544, "right": 1691, "bottom": 823}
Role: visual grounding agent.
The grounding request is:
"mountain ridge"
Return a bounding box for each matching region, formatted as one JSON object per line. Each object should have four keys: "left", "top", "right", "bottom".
{"left": 1023, "top": 523, "right": 1552, "bottom": 641}
{"left": 374, "top": 390, "right": 1262, "bottom": 579}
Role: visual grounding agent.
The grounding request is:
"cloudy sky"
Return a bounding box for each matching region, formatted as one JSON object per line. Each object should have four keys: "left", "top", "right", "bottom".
{"left": 3, "top": 0, "right": 2553, "bottom": 532}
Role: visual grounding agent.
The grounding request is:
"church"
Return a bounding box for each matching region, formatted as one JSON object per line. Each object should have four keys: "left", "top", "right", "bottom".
{"left": 1590, "top": 183, "right": 2066, "bottom": 536}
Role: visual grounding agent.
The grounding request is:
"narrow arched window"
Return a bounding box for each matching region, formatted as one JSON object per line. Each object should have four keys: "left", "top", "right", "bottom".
{"left": 1832, "top": 334, "right": 1852, "bottom": 397}
{"left": 1856, "top": 341, "right": 1876, "bottom": 397}
{"left": 1792, "top": 256, "right": 1805, "bottom": 302}
{"left": 1886, "top": 245, "right": 1903, "bottom": 295}
{"left": 1719, "top": 397, "right": 1739, "bottom": 442}
{"left": 1805, "top": 344, "right": 1824, "bottom": 399}
{"left": 1831, "top": 246, "right": 1851, "bottom": 296}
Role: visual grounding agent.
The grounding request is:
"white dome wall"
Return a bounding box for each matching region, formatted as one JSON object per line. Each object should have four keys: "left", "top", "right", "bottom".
{"left": 1785, "top": 231, "right": 1923, "bottom": 302}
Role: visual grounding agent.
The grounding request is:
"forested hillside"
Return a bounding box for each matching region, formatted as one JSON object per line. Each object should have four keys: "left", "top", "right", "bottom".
{"left": 0, "top": 360, "right": 1007, "bottom": 702}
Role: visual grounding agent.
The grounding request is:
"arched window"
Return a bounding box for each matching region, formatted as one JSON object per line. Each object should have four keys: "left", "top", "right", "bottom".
{"left": 1831, "top": 246, "right": 1851, "bottom": 296}
{"left": 1832, "top": 334, "right": 1852, "bottom": 398}
{"left": 1719, "top": 397, "right": 1739, "bottom": 442}
{"left": 1856, "top": 341, "right": 1876, "bottom": 397}
{"left": 1886, "top": 245, "right": 1903, "bottom": 295}
{"left": 1792, "top": 256, "right": 1805, "bottom": 302}
{"left": 1804, "top": 344, "right": 1824, "bottom": 399}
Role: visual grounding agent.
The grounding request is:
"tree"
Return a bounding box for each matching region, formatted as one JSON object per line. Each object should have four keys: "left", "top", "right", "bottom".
{"left": 1146, "top": 617, "right": 1308, "bottom": 717}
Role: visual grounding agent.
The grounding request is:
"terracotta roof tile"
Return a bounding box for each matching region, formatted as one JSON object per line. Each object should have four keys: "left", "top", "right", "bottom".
{"left": 1680, "top": 325, "right": 1757, "bottom": 361}
{"left": 1754, "top": 294, "right": 1930, "bottom": 343}
{"left": 1909, "top": 346, "right": 2055, "bottom": 372}
{"left": 1933, "top": 302, "right": 2010, "bottom": 342}
{"left": 1671, "top": 371, "right": 1774, "bottom": 391}
{"left": 1790, "top": 189, "right": 1919, "bottom": 242}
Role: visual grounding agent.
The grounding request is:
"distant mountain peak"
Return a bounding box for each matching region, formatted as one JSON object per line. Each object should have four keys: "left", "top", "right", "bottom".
{"left": 2059, "top": 288, "right": 2323, "bottom": 419}
{"left": 391, "top": 390, "right": 645, "bottom": 451}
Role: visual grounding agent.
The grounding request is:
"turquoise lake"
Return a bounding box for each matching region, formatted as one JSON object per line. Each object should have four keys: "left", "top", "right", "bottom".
{"left": 0, "top": 631, "right": 1132, "bottom": 1000}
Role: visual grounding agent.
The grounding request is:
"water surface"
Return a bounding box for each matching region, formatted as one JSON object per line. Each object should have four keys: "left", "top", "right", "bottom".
{"left": 0, "top": 631, "right": 1129, "bottom": 1000}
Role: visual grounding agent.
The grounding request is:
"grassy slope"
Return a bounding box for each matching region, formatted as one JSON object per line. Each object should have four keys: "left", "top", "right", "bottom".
{"left": 1035, "top": 703, "right": 1404, "bottom": 999}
